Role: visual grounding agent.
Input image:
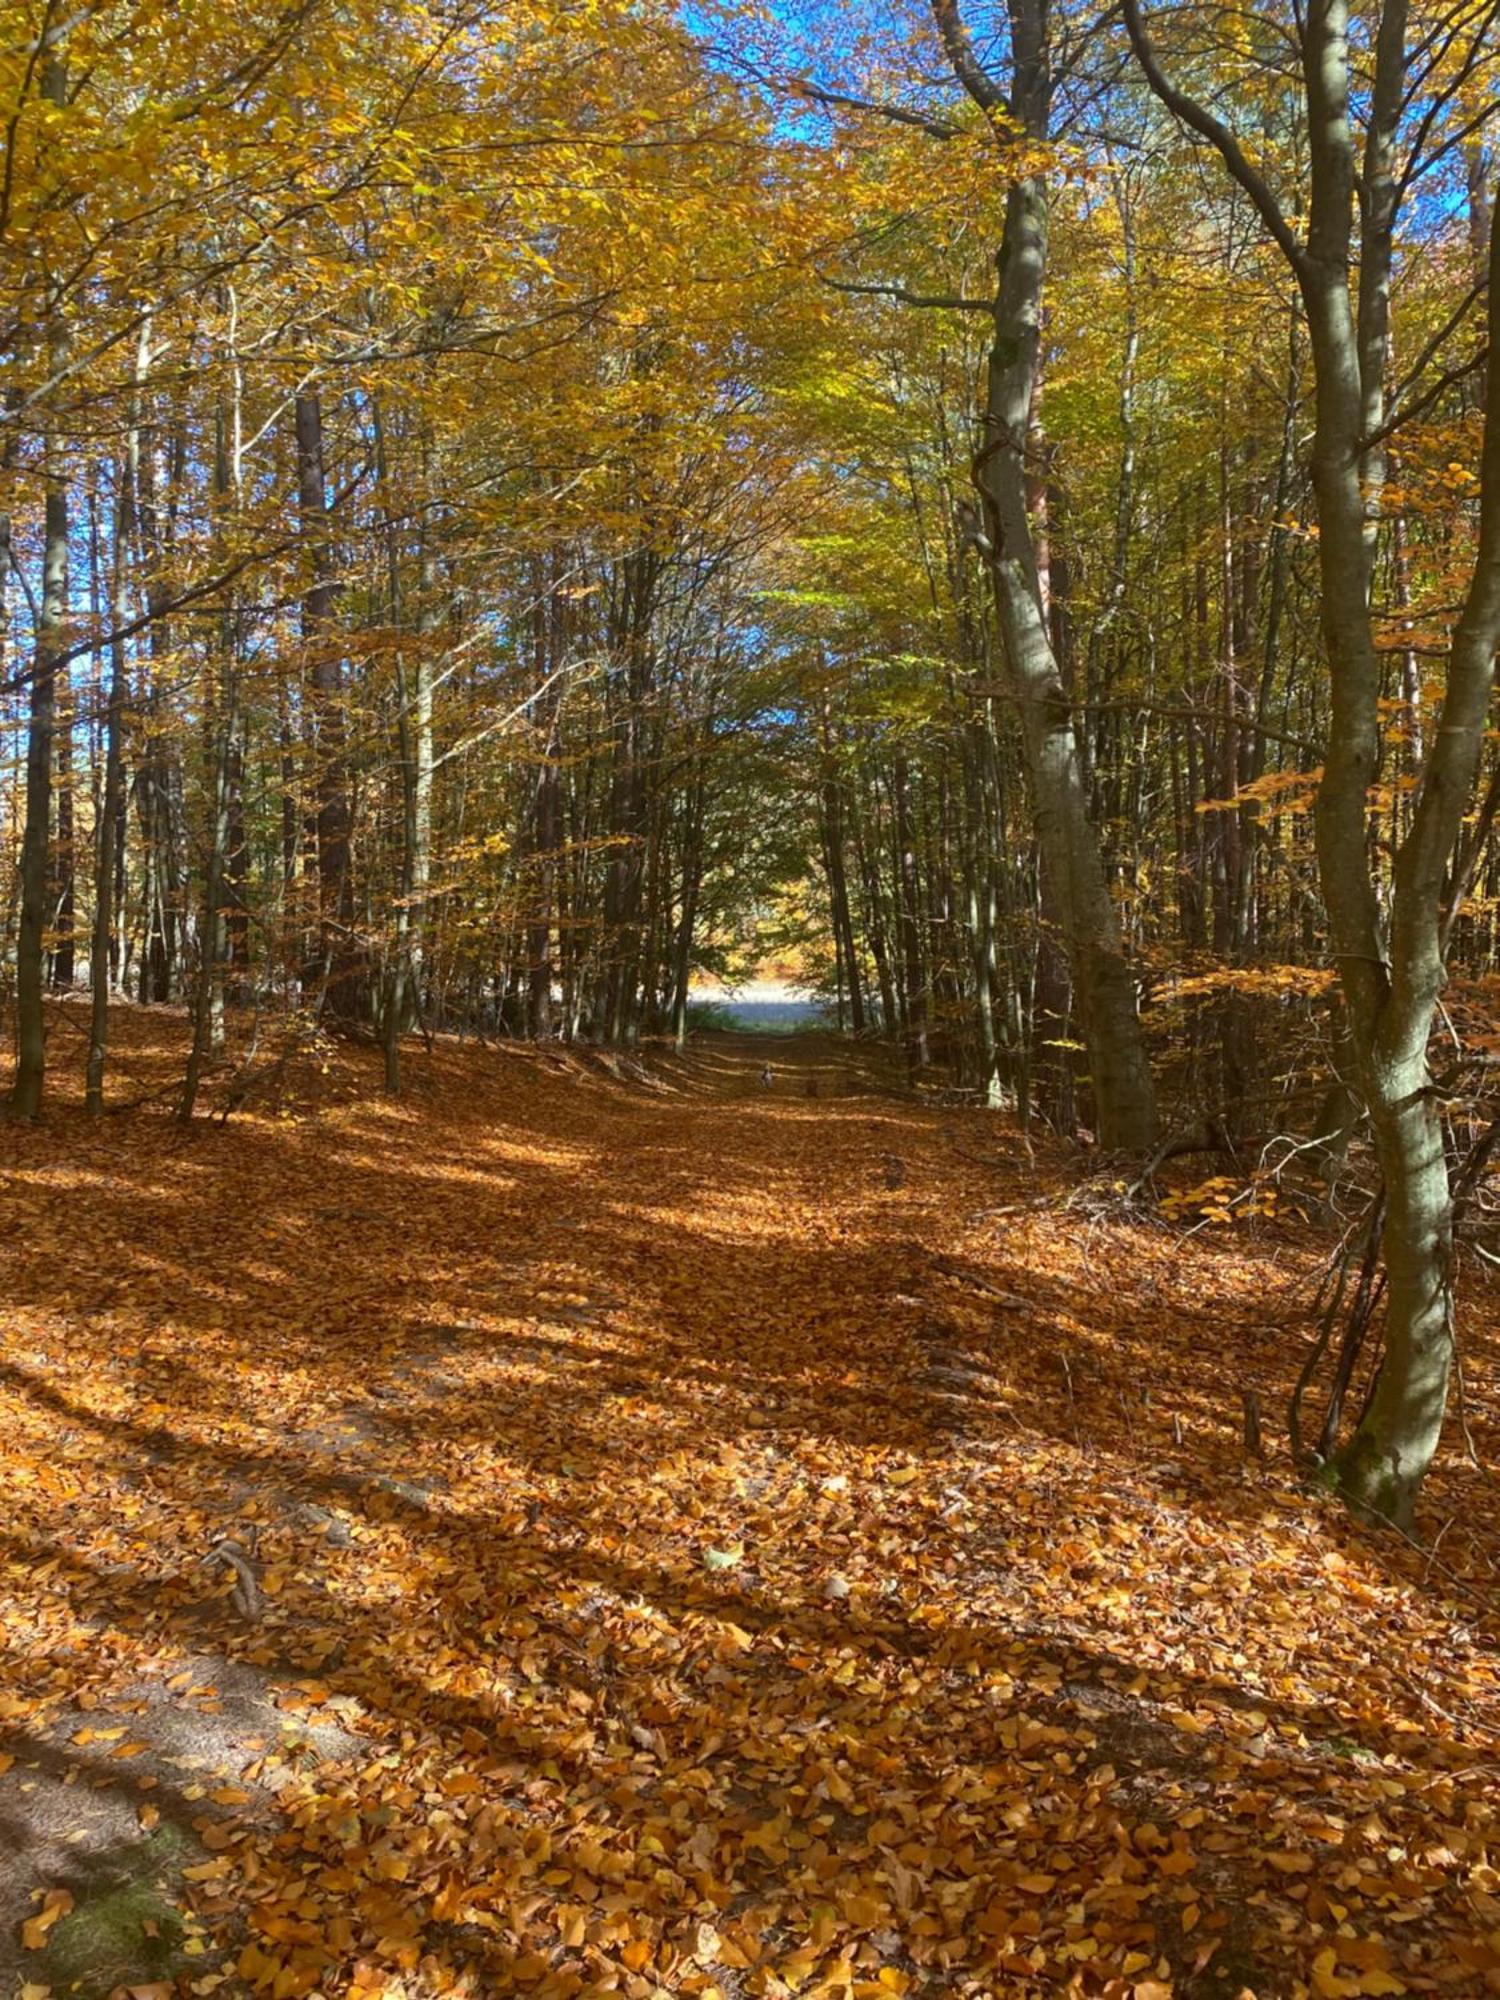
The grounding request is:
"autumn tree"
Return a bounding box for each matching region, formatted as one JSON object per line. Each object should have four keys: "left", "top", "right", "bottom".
{"left": 1126, "top": 0, "right": 1500, "bottom": 1521}
{"left": 917, "top": 0, "right": 1157, "bottom": 1149}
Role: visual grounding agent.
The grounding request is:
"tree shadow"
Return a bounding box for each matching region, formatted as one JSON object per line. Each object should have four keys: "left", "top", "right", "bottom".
{"left": 1, "top": 1010, "right": 1496, "bottom": 1998}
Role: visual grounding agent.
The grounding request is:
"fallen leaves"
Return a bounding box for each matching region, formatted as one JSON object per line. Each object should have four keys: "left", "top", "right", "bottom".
{"left": 0, "top": 1016, "right": 1498, "bottom": 1999}
{"left": 19, "top": 1889, "right": 73, "bottom": 1949}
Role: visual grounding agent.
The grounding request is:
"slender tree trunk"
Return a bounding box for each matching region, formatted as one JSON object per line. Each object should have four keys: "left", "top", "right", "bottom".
{"left": 893, "top": 750, "right": 927, "bottom": 1075}
{"left": 10, "top": 45, "right": 69, "bottom": 1119}
{"left": 670, "top": 753, "right": 707, "bottom": 1049}
{"left": 851, "top": 777, "right": 898, "bottom": 1036}
{"left": 936, "top": 0, "right": 1158, "bottom": 1147}
{"left": 12, "top": 474, "right": 65, "bottom": 1118}
{"left": 87, "top": 453, "right": 136, "bottom": 1115}
{"left": 295, "top": 390, "right": 360, "bottom": 1024}
{"left": 180, "top": 395, "right": 241, "bottom": 1119}
{"left": 820, "top": 737, "right": 865, "bottom": 1035}
{"left": 525, "top": 556, "right": 563, "bottom": 1040}
{"left": 179, "top": 669, "right": 235, "bottom": 1120}
{"left": 50, "top": 661, "right": 75, "bottom": 990}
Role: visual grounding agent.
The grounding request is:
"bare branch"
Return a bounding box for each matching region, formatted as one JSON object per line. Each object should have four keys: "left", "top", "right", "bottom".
{"left": 784, "top": 77, "right": 965, "bottom": 141}
{"left": 818, "top": 272, "right": 994, "bottom": 313}
{"left": 1122, "top": 0, "right": 1307, "bottom": 274}
{"left": 1364, "top": 342, "right": 1489, "bottom": 453}
{"left": 930, "top": 0, "right": 1013, "bottom": 118}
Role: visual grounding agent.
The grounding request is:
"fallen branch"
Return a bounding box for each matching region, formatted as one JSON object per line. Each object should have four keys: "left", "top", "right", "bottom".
{"left": 201, "top": 1536, "right": 263, "bottom": 1620}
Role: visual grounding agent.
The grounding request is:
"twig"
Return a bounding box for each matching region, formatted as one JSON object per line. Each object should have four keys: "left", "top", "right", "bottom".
{"left": 201, "top": 1536, "right": 263, "bottom": 1620}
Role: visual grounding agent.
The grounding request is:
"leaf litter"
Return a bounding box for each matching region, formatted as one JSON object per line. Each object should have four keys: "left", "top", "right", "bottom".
{"left": 1, "top": 1014, "right": 1498, "bottom": 1999}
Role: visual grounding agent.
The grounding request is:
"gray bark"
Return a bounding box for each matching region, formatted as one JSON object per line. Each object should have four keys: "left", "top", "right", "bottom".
{"left": 1127, "top": 0, "right": 1500, "bottom": 1523}
{"left": 934, "top": 0, "right": 1157, "bottom": 1149}
{"left": 86, "top": 447, "right": 135, "bottom": 1115}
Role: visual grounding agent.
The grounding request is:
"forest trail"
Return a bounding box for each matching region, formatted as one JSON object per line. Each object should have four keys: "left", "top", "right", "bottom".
{"left": 2, "top": 1012, "right": 1498, "bottom": 1999}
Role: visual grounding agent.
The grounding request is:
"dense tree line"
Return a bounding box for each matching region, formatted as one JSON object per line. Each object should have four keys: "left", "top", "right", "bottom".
{"left": 1, "top": 0, "right": 1497, "bottom": 1519}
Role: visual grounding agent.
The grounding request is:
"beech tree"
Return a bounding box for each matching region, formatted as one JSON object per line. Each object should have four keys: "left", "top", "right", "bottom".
{"left": 1125, "top": 0, "right": 1500, "bottom": 1521}
{"left": 935, "top": 0, "right": 1160, "bottom": 1149}
{"left": 4, "top": 0, "right": 1500, "bottom": 1523}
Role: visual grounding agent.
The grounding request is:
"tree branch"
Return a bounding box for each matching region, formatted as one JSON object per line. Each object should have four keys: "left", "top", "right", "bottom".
{"left": 788, "top": 77, "right": 966, "bottom": 141}
{"left": 1363, "top": 341, "right": 1489, "bottom": 454}
{"left": 1121, "top": 0, "right": 1307, "bottom": 274}
{"left": 818, "top": 272, "right": 994, "bottom": 312}
{"left": 0, "top": 466, "right": 370, "bottom": 699}
{"left": 930, "top": 0, "right": 1014, "bottom": 117}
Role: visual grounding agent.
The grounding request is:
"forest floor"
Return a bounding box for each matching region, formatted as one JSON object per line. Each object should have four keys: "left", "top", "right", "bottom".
{"left": 2, "top": 1007, "right": 1499, "bottom": 2000}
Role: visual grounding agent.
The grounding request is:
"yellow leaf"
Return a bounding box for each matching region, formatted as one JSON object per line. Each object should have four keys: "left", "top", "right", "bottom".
{"left": 20, "top": 1889, "right": 73, "bottom": 1949}
{"left": 182, "top": 1857, "right": 232, "bottom": 1882}
{"left": 1312, "top": 1952, "right": 1359, "bottom": 1999}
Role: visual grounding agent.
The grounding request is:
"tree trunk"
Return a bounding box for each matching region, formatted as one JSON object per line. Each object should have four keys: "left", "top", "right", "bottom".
{"left": 295, "top": 390, "right": 360, "bottom": 1024}
{"left": 1126, "top": 0, "right": 1500, "bottom": 1517}
{"left": 10, "top": 44, "right": 69, "bottom": 1118}
{"left": 893, "top": 750, "right": 927, "bottom": 1076}
{"left": 50, "top": 663, "right": 75, "bottom": 990}
{"left": 180, "top": 395, "right": 241, "bottom": 1119}
{"left": 820, "top": 736, "right": 865, "bottom": 1035}
{"left": 851, "top": 776, "right": 898, "bottom": 1037}
{"left": 87, "top": 456, "right": 135, "bottom": 1116}
{"left": 671, "top": 753, "right": 708, "bottom": 1049}
{"left": 935, "top": 0, "right": 1158, "bottom": 1147}
{"left": 11, "top": 474, "right": 65, "bottom": 1118}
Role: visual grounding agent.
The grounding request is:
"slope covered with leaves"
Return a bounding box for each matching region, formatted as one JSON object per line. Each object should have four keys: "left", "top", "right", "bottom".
{"left": 1, "top": 1012, "right": 1498, "bottom": 1999}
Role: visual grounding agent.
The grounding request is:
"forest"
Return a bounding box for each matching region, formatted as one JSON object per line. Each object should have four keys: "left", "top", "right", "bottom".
{"left": 1, "top": 0, "right": 1498, "bottom": 1994}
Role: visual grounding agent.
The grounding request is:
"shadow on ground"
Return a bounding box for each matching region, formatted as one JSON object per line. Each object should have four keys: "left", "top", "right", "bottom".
{"left": 1, "top": 1005, "right": 1496, "bottom": 1997}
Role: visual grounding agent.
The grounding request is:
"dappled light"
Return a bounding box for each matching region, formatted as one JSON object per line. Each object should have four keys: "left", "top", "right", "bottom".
{"left": 3, "top": 1012, "right": 1498, "bottom": 1997}
{"left": 3, "top": 0, "right": 1500, "bottom": 1989}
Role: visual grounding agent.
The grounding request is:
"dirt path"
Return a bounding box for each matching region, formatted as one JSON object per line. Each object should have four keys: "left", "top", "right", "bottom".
{"left": 1, "top": 1017, "right": 1497, "bottom": 1997}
